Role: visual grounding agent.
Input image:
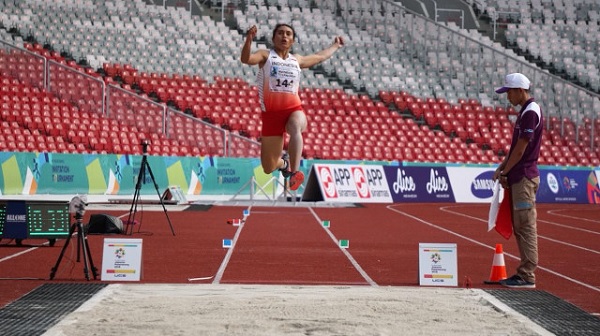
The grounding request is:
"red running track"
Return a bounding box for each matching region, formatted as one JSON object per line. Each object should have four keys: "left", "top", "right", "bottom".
{"left": 1, "top": 203, "right": 598, "bottom": 315}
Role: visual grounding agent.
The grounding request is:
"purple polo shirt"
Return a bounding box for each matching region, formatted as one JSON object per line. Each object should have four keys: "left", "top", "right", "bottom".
{"left": 507, "top": 98, "right": 543, "bottom": 185}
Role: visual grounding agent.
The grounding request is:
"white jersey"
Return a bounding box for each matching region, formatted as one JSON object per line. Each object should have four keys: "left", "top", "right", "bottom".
{"left": 257, "top": 49, "right": 302, "bottom": 113}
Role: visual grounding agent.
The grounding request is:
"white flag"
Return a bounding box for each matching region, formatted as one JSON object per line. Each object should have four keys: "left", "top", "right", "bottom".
{"left": 488, "top": 180, "right": 501, "bottom": 232}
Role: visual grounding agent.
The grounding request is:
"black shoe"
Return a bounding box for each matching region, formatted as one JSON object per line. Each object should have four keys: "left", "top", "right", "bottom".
{"left": 279, "top": 152, "right": 291, "bottom": 178}
{"left": 499, "top": 274, "right": 536, "bottom": 289}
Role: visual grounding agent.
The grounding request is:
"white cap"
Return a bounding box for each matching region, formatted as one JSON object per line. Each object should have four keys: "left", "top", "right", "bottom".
{"left": 495, "top": 73, "right": 530, "bottom": 93}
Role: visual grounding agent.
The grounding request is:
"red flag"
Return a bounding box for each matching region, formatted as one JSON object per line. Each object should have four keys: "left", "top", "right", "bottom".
{"left": 495, "top": 188, "right": 513, "bottom": 239}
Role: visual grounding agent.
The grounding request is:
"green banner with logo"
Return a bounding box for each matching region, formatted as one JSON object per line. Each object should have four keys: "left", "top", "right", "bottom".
{"left": 0, "top": 152, "right": 279, "bottom": 196}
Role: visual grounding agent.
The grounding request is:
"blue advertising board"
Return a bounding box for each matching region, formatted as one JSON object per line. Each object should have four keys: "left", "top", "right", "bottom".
{"left": 3, "top": 201, "right": 28, "bottom": 239}
{"left": 537, "top": 169, "right": 597, "bottom": 203}
{"left": 384, "top": 166, "right": 455, "bottom": 203}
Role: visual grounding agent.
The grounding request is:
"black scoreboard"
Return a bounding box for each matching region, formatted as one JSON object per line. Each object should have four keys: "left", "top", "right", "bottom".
{"left": 0, "top": 200, "right": 71, "bottom": 246}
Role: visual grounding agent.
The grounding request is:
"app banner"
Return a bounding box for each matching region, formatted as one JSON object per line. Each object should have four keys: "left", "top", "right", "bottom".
{"left": 384, "top": 166, "right": 455, "bottom": 202}
{"left": 305, "top": 164, "right": 392, "bottom": 203}
{"left": 446, "top": 167, "right": 496, "bottom": 203}
{"left": 537, "top": 169, "right": 595, "bottom": 203}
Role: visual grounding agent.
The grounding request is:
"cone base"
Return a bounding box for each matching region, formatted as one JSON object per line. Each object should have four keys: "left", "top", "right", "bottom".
{"left": 483, "top": 280, "right": 502, "bottom": 284}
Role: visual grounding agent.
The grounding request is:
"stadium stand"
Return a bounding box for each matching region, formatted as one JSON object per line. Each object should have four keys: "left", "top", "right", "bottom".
{"left": 0, "top": 0, "right": 598, "bottom": 166}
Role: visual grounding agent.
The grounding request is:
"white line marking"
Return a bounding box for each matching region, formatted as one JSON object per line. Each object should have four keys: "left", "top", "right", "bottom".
{"left": 0, "top": 247, "right": 39, "bottom": 262}
{"left": 439, "top": 206, "right": 600, "bottom": 253}
{"left": 212, "top": 207, "right": 250, "bottom": 284}
{"left": 188, "top": 276, "right": 214, "bottom": 281}
{"left": 308, "top": 207, "right": 378, "bottom": 287}
{"left": 547, "top": 208, "right": 600, "bottom": 224}
{"left": 388, "top": 205, "right": 600, "bottom": 294}
{"left": 0, "top": 240, "right": 52, "bottom": 263}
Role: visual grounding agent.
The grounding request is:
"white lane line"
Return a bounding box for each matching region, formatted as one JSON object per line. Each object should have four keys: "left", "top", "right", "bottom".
{"left": 388, "top": 205, "right": 600, "bottom": 294}
{"left": 547, "top": 208, "right": 600, "bottom": 224}
{"left": 308, "top": 207, "right": 378, "bottom": 287}
{"left": 0, "top": 246, "right": 41, "bottom": 263}
{"left": 439, "top": 205, "right": 600, "bottom": 254}
{"left": 212, "top": 207, "right": 250, "bottom": 284}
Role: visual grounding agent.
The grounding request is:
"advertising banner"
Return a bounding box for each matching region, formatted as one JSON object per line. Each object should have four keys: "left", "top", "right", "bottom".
{"left": 384, "top": 166, "right": 455, "bottom": 202}
{"left": 446, "top": 167, "right": 496, "bottom": 203}
{"left": 592, "top": 170, "right": 600, "bottom": 204}
{"left": 537, "top": 169, "right": 596, "bottom": 203}
{"left": 303, "top": 164, "right": 392, "bottom": 203}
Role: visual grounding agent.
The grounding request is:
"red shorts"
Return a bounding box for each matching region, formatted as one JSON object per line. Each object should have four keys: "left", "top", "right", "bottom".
{"left": 260, "top": 108, "right": 303, "bottom": 137}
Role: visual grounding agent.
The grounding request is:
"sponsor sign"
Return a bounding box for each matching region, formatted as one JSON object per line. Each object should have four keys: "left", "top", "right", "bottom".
{"left": 384, "top": 166, "right": 455, "bottom": 202}
{"left": 537, "top": 169, "right": 591, "bottom": 203}
{"left": 591, "top": 170, "right": 600, "bottom": 204}
{"left": 419, "top": 243, "right": 458, "bottom": 287}
{"left": 2, "top": 201, "right": 27, "bottom": 239}
{"left": 101, "top": 238, "right": 143, "bottom": 281}
{"left": 303, "top": 164, "right": 392, "bottom": 203}
{"left": 446, "top": 167, "right": 496, "bottom": 203}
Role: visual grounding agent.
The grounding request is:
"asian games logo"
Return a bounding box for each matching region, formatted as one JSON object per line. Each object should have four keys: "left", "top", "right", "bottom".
{"left": 318, "top": 166, "right": 338, "bottom": 198}
{"left": 431, "top": 253, "right": 442, "bottom": 264}
{"left": 562, "top": 176, "right": 578, "bottom": 191}
{"left": 351, "top": 167, "right": 370, "bottom": 198}
{"left": 115, "top": 248, "right": 126, "bottom": 259}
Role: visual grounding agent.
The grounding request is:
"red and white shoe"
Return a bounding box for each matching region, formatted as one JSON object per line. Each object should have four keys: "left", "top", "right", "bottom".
{"left": 288, "top": 171, "right": 305, "bottom": 191}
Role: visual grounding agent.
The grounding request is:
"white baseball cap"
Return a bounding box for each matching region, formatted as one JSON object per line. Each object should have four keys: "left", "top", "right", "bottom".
{"left": 495, "top": 73, "right": 530, "bottom": 93}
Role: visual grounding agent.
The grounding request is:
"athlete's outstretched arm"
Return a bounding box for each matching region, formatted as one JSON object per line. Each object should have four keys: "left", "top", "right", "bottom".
{"left": 240, "top": 25, "right": 268, "bottom": 65}
{"left": 297, "top": 36, "right": 344, "bottom": 69}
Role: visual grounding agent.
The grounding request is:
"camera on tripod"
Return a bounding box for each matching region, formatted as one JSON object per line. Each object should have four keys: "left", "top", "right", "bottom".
{"left": 69, "top": 195, "right": 88, "bottom": 219}
{"left": 141, "top": 140, "right": 150, "bottom": 154}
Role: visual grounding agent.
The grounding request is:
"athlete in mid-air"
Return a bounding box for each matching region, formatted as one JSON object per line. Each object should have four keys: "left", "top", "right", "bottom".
{"left": 240, "top": 23, "right": 344, "bottom": 190}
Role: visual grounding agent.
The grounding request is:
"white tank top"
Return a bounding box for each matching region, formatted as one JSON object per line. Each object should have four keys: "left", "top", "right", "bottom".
{"left": 257, "top": 49, "right": 302, "bottom": 113}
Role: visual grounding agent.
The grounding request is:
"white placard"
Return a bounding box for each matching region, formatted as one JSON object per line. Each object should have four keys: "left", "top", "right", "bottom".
{"left": 419, "top": 243, "right": 458, "bottom": 286}
{"left": 101, "top": 238, "right": 143, "bottom": 281}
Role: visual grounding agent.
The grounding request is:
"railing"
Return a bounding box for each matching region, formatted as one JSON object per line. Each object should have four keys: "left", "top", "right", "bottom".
{"left": 47, "top": 61, "right": 105, "bottom": 117}
{"left": 373, "top": 0, "right": 598, "bottom": 150}
{"left": 0, "top": 39, "right": 253, "bottom": 156}
{"left": 2, "top": 0, "right": 599, "bottom": 152}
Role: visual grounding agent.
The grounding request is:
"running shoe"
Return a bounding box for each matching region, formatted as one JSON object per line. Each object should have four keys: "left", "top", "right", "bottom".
{"left": 288, "top": 171, "right": 305, "bottom": 191}
{"left": 279, "top": 152, "right": 292, "bottom": 178}
{"left": 499, "top": 274, "right": 536, "bottom": 289}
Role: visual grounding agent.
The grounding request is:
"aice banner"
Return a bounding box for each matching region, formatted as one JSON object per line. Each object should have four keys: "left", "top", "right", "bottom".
{"left": 384, "top": 165, "right": 455, "bottom": 202}
{"left": 302, "top": 164, "right": 392, "bottom": 203}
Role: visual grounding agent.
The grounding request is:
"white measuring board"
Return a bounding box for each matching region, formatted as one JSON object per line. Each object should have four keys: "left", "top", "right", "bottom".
{"left": 101, "top": 238, "right": 143, "bottom": 281}
{"left": 418, "top": 243, "right": 457, "bottom": 286}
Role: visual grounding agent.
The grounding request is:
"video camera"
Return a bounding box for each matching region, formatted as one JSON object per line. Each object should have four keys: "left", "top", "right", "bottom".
{"left": 69, "top": 195, "right": 88, "bottom": 219}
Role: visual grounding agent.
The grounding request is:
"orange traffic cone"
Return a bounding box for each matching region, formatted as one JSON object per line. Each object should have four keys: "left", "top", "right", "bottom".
{"left": 484, "top": 244, "right": 508, "bottom": 284}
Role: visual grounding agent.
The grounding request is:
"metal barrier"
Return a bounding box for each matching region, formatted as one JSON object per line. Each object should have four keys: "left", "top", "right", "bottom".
{"left": 47, "top": 61, "right": 105, "bottom": 117}
{"left": 0, "top": 40, "right": 46, "bottom": 89}
{"left": 374, "top": 0, "right": 598, "bottom": 149}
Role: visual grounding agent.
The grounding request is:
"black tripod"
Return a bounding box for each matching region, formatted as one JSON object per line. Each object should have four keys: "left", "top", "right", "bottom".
{"left": 49, "top": 212, "right": 98, "bottom": 281}
{"left": 126, "top": 141, "right": 175, "bottom": 236}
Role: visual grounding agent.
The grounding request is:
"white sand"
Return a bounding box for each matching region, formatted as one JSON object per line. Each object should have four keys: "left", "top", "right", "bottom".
{"left": 43, "top": 284, "right": 552, "bottom": 336}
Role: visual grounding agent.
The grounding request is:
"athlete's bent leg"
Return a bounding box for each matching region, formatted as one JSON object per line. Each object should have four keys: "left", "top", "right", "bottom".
{"left": 285, "top": 110, "right": 307, "bottom": 172}
{"left": 260, "top": 135, "right": 285, "bottom": 174}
